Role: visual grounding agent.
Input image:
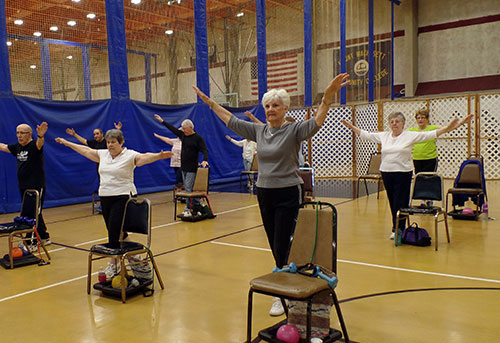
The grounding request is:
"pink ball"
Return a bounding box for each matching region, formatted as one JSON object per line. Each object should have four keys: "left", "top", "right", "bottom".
{"left": 276, "top": 324, "right": 300, "bottom": 343}
{"left": 462, "top": 207, "right": 474, "bottom": 215}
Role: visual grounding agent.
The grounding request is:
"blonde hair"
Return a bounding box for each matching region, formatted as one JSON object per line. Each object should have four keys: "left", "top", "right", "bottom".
{"left": 415, "top": 108, "right": 430, "bottom": 120}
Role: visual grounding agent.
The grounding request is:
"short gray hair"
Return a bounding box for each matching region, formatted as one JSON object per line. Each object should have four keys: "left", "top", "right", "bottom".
{"left": 105, "top": 129, "right": 124, "bottom": 143}
{"left": 261, "top": 88, "right": 290, "bottom": 108}
{"left": 388, "top": 112, "right": 406, "bottom": 124}
{"left": 181, "top": 119, "right": 194, "bottom": 129}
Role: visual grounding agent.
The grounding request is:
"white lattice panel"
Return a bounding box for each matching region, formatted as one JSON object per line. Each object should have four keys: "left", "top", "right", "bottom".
{"left": 470, "top": 96, "right": 476, "bottom": 154}
{"left": 288, "top": 109, "right": 310, "bottom": 163}
{"left": 479, "top": 93, "right": 500, "bottom": 179}
{"left": 312, "top": 107, "right": 353, "bottom": 177}
{"left": 354, "top": 103, "right": 379, "bottom": 176}
{"left": 297, "top": 92, "right": 499, "bottom": 180}
{"left": 382, "top": 100, "right": 427, "bottom": 130}
{"left": 430, "top": 96, "right": 472, "bottom": 178}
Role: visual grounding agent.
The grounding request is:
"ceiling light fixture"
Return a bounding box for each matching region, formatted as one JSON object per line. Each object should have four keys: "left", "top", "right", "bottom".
{"left": 87, "top": 13, "right": 96, "bottom": 19}
{"left": 33, "top": 31, "right": 42, "bottom": 37}
{"left": 167, "top": 0, "right": 182, "bottom": 5}
{"left": 72, "top": 0, "right": 81, "bottom": 3}
{"left": 14, "top": 19, "right": 24, "bottom": 25}
{"left": 30, "top": 65, "right": 37, "bottom": 69}
{"left": 50, "top": 26, "right": 58, "bottom": 31}
{"left": 131, "top": 0, "right": 141, "bottom": 4}
{"left": 67, "top": 20, "right": 77, "bottom": 26}
{"left": 6, "top": 41, "right": 12, "bottom": 46}
{"left": 66, "top": 55, "right": 73, "bottom": 60}
{"left": 165, "top": 29, "right": 174, "bottom": 35}
{"left": 236, "top": 12, "right": 244, "bottom": 17}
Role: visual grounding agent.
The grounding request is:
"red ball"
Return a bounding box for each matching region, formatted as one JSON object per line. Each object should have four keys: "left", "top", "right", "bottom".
{"left": 11, "top": 247, "right": 23, "bottom": 258}
{"left": 276, "top": 324, "right": 300, "bottom": 343}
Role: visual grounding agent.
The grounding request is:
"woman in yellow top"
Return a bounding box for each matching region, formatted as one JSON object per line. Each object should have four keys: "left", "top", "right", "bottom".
{"left": 408, "top": 109, "right": 440, "bottom": 174}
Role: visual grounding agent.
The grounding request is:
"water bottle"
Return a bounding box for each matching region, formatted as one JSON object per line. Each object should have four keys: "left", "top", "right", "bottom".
{"left": 482, "top": 203, "right": 489, "bottom": 220}
{"left": 98, "top": 267, "right": 106, "bottom": 283}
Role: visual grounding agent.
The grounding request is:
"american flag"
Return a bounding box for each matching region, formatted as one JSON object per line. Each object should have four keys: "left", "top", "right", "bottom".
{"left": 251, "top": 54, "right": 298, "bottom": 96}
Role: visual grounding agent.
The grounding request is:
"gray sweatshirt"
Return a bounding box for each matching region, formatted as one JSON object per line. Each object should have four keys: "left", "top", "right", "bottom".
{"left": 228, "top": 116, "right": 319, "bottom": 188}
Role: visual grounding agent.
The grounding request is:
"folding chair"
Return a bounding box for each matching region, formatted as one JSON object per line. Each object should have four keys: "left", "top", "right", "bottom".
{"left": 173, "top": 167, "right": 212, "bottom": 220}
{"left": 299, "top": 166, "right": 314, "bottom": 202}
{"left": 396, "top": 172, "right": 450, "bottom": 251}
{"left": 0, "top": 189, "right": 51, "bottom": 269}
{"left": 87, "top": 198, "right": 164, "bottom": 303}
{"left": 246, "top": 202, "right": 349, "bottom": 343}
{"left": 357, "top": 152, "right": 383, "bottom": 198}
{"left": 240, "top": 154, "right": 258, "bottom": 191}
{"left": 446, "top": 155, "right": 487, "bottom": 220}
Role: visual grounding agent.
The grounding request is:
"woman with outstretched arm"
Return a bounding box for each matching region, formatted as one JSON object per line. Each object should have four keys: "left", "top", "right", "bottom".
{"left": 55, "top": 129, "right": 172, "bottom": 279}
{"left": 194, "top": 73, "right": 350, "bottom": 316}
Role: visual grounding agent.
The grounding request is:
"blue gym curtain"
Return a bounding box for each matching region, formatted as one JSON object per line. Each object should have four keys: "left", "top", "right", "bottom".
{"left": 0, "top": 0, "right": 261, "bottom": 213}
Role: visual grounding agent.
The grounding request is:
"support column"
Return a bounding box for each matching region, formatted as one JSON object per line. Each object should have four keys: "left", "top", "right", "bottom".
{"left": 404, "top": 0, "right": 418, "bottom": 97}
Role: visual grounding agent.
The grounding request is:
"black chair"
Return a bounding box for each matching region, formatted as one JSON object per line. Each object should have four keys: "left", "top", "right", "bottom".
{"left": 357, "top": 152, "right": 383, "bottom": 198}
{"left": 396, "top": 173, "right": 449, "bottom": 251}
{"left": 0, "top": 189, "right": 51, "bottom": 268}
{"left": 299, "top": 166, "right": 314, "bottom": 202}
{"left": 87, "top": 198, "right": 164, "bottom": 303}
{"left": 246, "top": 202, "right": 349, "bottom": 342}
{"left": 446, "top": 155, "right": 487, "bottom": 220}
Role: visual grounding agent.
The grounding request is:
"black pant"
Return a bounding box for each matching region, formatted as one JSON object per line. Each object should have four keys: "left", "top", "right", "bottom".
{"left": 174, "top": 167, "right": 183, "bottom": 187}
{"left": 256, "top": 184, "right": 303, "bottom": 269}
{"left": 413, "top": 158, "right": 438, "bottom": 174}
{"left": 20, "top": 187, "right": 49, "bottom": 240}
{"left": 381, "top": 172, "right": 412, "bottom": 232}
{"left": 100, "top": 195, "right": 130, "bottom": 248}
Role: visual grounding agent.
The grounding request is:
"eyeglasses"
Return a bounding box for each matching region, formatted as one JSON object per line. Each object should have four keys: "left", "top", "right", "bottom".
{"left": 16, "top": 131, "right": 31, "bottom": 135}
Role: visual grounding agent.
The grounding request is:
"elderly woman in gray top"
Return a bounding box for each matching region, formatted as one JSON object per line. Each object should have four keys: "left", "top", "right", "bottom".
{"left": 194, "top": 73, "right": 349, "bottom": 316}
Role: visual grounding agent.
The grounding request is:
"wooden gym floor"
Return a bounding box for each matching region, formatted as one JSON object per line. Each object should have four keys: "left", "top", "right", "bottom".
{"left": 0, "top": 179, "right": 499, "bottom": 343}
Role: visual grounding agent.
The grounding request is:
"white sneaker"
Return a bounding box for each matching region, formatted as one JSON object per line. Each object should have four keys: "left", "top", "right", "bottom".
{"left": 104, "top": 262, "right": 121, "bottom": 280}
{"left": 182, "top": 210, "right": 192, "bottom": 217}
{"left": 269, "top": 297, "right": 285, "bottom": 316}
{"left": 389, "top": 232, "right": 395, "bottom": 240}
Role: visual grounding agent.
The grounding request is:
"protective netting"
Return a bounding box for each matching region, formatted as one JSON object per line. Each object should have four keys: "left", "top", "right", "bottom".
{"left": 317, "top": 0, "right": 395, "bottom": 105}
{"left": 5, "top": 0, "right": 403, "bottom": 105}
{"left": 6, "top": 0, "right": 109, "bottom": 101}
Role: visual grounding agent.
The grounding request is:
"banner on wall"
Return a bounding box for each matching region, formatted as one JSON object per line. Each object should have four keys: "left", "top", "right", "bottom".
{"left": 333, "top": 40, "right": 390, "bottom": 99}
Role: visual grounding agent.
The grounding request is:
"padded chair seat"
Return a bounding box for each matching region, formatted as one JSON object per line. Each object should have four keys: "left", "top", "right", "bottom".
{"left": 175, "top": 191, "right": 206, "bottom": 198}
{"left": 0, "top": 223, "right": 32, "bottom": 233}
{"left": 446, "top": 187, "right": 484, "bottom": 195}
{"left": 90, "top": 241, "right": 144, "bottom": 255}
{"left": 400, "top": 206, "right": 442, "bottom": 215}
{"left": 250, "top": 272, "right": 331, "bottom": 298}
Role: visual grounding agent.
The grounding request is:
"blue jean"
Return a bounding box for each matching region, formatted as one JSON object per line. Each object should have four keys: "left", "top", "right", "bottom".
{"left": 243, "top": 159, "right": 254, "bottom": 185}
{"left": 182, "top": 171, "right": 200, "bottom": 210}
